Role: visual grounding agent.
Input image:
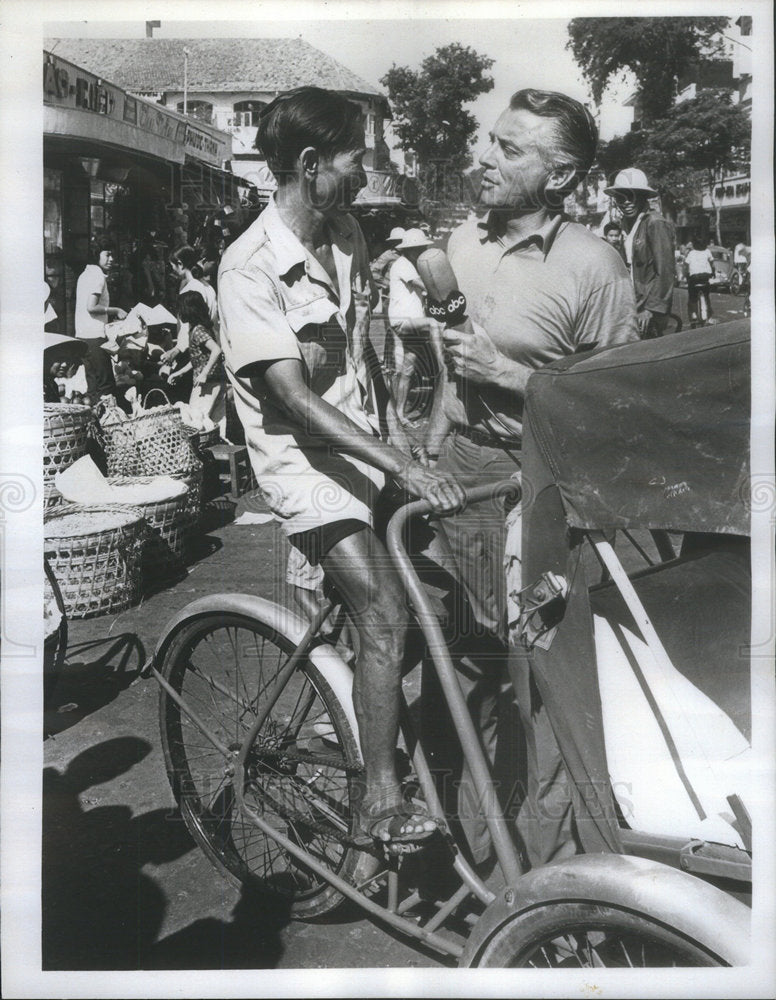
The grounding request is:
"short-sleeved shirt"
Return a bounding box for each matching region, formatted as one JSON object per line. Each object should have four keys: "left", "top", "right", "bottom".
{"left": 218, "top": 197, "right": 383, "bottom": 534}
{"left": 75, "top": 264, "right": 109, "bottom": 339}
{"left": 447, "top": 212, "right": 639, "bottom": 441}
{"left": 387, "top": 255, "right": 427, "bottom": 345}
{"left": 685, "top": 249, "right": 714, "bottom": 276}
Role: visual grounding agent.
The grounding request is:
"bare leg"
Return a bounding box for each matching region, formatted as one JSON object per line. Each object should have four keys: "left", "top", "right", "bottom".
{"left": 321, "top": 527, "right": 435, "bottom": 842}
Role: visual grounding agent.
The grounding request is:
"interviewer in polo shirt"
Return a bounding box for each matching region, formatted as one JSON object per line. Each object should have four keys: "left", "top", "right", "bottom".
{"left": 218, "top": 87, "right": 465, "bottom": 851}
{"left": 421, "top": 88, "right": 639, "bottom": 870}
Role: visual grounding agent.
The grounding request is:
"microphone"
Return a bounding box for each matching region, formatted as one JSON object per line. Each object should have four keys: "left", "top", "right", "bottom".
{"left": 415, "top": 248, "right": 473, "bottom": 333}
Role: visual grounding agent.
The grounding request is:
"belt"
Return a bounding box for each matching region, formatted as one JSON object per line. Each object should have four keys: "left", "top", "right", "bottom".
{"left": 456, "top": 424, "right": 522, "bottom": 450}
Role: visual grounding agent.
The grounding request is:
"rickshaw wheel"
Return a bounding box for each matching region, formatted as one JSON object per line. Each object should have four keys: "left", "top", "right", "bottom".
{"left": 159, "top": 612, "right": 378, "bottom": 920}
{"left": 469, "top": 902, "right": 724, "bottom": 967}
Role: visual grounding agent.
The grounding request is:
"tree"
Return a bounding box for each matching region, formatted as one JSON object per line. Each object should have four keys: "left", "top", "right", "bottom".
{"left": 597, "top": 92, "right": 750, "bottom": 240}
{"left": 381, "top": 43, "right": 494, "bottom": 199}
{"left": 567, "top": 17, "right": 729, "bottom": 122}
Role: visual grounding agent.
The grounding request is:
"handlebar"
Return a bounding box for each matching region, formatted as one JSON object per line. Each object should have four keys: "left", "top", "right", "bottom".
{"left": 386, "top": 478, "right": 521, "bottom": 538}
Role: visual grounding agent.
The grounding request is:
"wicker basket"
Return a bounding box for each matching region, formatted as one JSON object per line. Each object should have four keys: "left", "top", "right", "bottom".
{"left": 44, "top": 505, "right": 145, "bottom": 619}
{"left": 100, "top": 391, "right": 198, "bottom": 478}
{"left": 44, "top": 403, "right": 94, "bottom": 510}
{"left": 166, "top": 465, "right": 202, "bottom": 558}
{"left": 107, "top": 477, "right": 190, "bottom": 573}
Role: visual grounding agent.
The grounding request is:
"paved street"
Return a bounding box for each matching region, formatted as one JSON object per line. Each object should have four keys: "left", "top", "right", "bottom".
{"left": 43, "top": 492, "right": 450, "bottom": 971}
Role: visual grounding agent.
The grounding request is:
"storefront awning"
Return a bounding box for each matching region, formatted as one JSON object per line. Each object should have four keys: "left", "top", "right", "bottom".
{"left": 44, "top": 51, "right": 230, "bottom": 169}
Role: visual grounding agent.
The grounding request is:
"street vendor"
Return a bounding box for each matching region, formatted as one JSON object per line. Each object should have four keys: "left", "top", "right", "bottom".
{"left": 217, "top": 86, "right": 465, "bottom": 852}
{"left": 422, "top": 88, "right": 639, "bottom": 869}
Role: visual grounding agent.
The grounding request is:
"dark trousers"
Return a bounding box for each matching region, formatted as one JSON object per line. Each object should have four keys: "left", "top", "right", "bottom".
{"left": 81, "top": 338, "right": 116, "bottom": 399}
{"left": 419, "top": 432, "right": 520, "bottom": 864}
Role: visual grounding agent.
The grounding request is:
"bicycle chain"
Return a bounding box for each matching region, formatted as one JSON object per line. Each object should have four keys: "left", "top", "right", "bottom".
{"left": 246, "top": 745, "right": 368, "bottom": 848}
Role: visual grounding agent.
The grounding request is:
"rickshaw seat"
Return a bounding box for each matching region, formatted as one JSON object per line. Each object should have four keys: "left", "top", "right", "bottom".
{"left": 588, "top": 540, "right": 751, "bottom": 848}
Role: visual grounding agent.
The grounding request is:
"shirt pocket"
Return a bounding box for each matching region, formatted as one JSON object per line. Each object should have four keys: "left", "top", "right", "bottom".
{"left": 285, "top": 294, "right": 338, "bottom": 333}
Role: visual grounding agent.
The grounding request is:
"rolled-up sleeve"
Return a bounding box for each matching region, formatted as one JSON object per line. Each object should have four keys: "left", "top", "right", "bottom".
{"left": 218, "top": 266, "right": 301, "bottom": 377}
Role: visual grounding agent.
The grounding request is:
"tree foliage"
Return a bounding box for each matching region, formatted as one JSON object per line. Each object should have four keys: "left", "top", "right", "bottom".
{"left": 381, "top": 43, "right": 495, "bottom": 173}
{"left": 597, "top": 91, "right": 751, "bottom": 238}
{"left": 567, "top": 17, "right": 729, "bottom": 121}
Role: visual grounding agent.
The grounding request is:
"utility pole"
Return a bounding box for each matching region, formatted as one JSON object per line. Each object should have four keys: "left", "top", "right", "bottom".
{"left": 183, "top": 47, "right": 190, "bottom": 116}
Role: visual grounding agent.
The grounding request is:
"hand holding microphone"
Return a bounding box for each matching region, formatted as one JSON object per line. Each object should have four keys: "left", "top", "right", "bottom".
{"left": 415, "top": 247, "right": 504, "bottom": 385}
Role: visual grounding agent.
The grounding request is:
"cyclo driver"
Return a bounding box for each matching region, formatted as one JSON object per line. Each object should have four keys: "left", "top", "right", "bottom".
{"left": 217, "top": 87, "right": 465, "bottom": 853}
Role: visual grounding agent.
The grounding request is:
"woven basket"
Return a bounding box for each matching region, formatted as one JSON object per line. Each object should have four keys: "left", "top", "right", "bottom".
{"left": 44, "top": 505, "right": 145, "bottom": 619}
{"left": 174, "top": 465, "right": 203, "bottom": 558}
{"left": 107, "top": 477, "right": 190, "bottom": 572}
{"left": 100, "top": 390, "right": 198, "bottom": 478}
{"left": 44, "top": 403, "right": 94, "bottom": 510}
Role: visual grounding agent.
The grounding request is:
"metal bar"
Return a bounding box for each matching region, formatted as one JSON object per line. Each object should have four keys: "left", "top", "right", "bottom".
{"left": 387, "top": 869, "right": 399, "bottom": 913}
{"left": 238, "top": 599, "right": 335, "bottom": 758}
{"left": 386, "top": 480, "right": 524, "bottom": 889}
{"left": 396, "top": 889, "right": 422, "bottom": 915}
{"left": 236, "top": 793, "right": 464, "bottom": 959}
{"left": 152, "top": 663, "right": 231, "bottom": 758}
{"left": 398, "top": 696, "right": 495, "bottom": 906}
{"left": 423, "top": 882, "right": 472, "bottom": 933}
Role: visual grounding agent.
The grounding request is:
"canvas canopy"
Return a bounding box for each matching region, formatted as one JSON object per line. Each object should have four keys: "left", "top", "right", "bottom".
{"left": 522, "top": 320, "right": 751, "bottom": 536}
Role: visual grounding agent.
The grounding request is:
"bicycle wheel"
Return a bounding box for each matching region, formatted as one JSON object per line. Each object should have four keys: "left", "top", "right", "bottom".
{"left": 158, "top": 611, "right": 378, "bottom": 919}
{"left": 698, "top": 287, "right": 710, "bottom": 324}
{"left": 470, "top": 902, "right": 725, "bottom": 968}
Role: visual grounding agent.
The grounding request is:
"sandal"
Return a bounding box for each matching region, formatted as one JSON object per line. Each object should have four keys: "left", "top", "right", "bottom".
{"left": 352, "top": 787, "right": 438, "bottom": 850}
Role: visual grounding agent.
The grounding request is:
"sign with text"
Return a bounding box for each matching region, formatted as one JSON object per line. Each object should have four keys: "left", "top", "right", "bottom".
{"left": 44, "top": 51, "right": 227, "bottom": 168}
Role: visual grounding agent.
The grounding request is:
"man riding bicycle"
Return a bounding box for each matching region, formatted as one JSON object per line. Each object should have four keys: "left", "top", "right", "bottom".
{"left": 217, "top": 87, "right": 465, "bottom": 851}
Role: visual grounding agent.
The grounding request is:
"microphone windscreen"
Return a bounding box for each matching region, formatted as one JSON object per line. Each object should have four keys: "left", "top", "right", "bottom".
{"left": 415, "top": 247, "right": 459, "bottom": 302}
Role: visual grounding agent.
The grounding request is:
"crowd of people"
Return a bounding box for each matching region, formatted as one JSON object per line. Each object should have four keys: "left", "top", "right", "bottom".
{"left": 44, "top": 232, "right": 238, "bottom": 443}
{"left": 44, "top": 82, "right": 750, "bottom": 867}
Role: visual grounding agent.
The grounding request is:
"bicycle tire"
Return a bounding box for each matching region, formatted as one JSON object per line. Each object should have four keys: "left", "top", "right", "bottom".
{"left": 158, "top": 611, "right": 378, "bottom": 920}
{"left": 470, "top": 901, "right": 724, "bottom": 968}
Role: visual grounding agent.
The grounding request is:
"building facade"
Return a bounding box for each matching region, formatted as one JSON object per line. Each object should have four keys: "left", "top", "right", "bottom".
{"left": 44, "top": 48, "right": 247, "bottom": 332}
{"left": 46, "top": 38, "right": 404, "bottom": 213}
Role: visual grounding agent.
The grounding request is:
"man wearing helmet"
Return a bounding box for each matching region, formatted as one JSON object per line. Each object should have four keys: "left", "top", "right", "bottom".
{"left": 604, "top": 167, "right": 676, "bottom": 339}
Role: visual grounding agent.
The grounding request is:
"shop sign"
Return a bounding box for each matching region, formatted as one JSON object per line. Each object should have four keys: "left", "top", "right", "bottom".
{"left": 44, "top": 53, "right": 121, "bottom": 118}
{"left": 137, "top": 100, "right": 186, "bottom": 143}
{"left": 703, "top": 175, "right": 751, "bottom": 209}
{"left": 184, "top": 124, "right": 226, "bottom": 167}
{"left": 714, "top": 179, "right": 750, "bottom": 205}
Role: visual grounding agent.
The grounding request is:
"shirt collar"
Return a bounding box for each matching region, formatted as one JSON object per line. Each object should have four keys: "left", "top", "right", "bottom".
{"left": 477, "top": 211, "right": 565, "bottom": 259}
{"left": 262, "top": 195, "right": 353, "bottom": 279}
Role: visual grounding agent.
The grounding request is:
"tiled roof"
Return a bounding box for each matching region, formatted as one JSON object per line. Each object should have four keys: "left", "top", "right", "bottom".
{"left": 45, "top": 37, "right": 384, "bottom": 99}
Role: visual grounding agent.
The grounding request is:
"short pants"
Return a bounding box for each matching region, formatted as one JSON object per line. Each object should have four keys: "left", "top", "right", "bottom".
{"left": 288, "top": 517, "right": 369, "bottom": 566}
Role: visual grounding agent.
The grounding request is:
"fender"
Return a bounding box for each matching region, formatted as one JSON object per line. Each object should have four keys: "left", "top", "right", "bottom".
{"left": 151, "top": 593, "right": 361, "bottom": 758}
{"left": 460, "top": 853, "right": 750, "bottom": 967}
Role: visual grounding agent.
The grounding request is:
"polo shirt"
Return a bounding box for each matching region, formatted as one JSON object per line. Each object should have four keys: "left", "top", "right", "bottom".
{"left": 447, "top": 211, "right": 639, "bottom": 440}
{"left": 74, "top": 264, "right": 109, "bottom": 339}
{"left": 218, "top": 196, "right": 384, "bottom": 534}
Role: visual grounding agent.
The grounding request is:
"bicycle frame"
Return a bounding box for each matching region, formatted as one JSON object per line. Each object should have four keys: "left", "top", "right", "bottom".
{"left": 152, "top": 479, "right": 522, "bottom": 959}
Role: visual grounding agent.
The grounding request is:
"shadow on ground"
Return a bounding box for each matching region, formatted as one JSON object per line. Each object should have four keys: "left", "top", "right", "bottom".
{"left": 42, "top": 736, "right": 291, "bottom": 970}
